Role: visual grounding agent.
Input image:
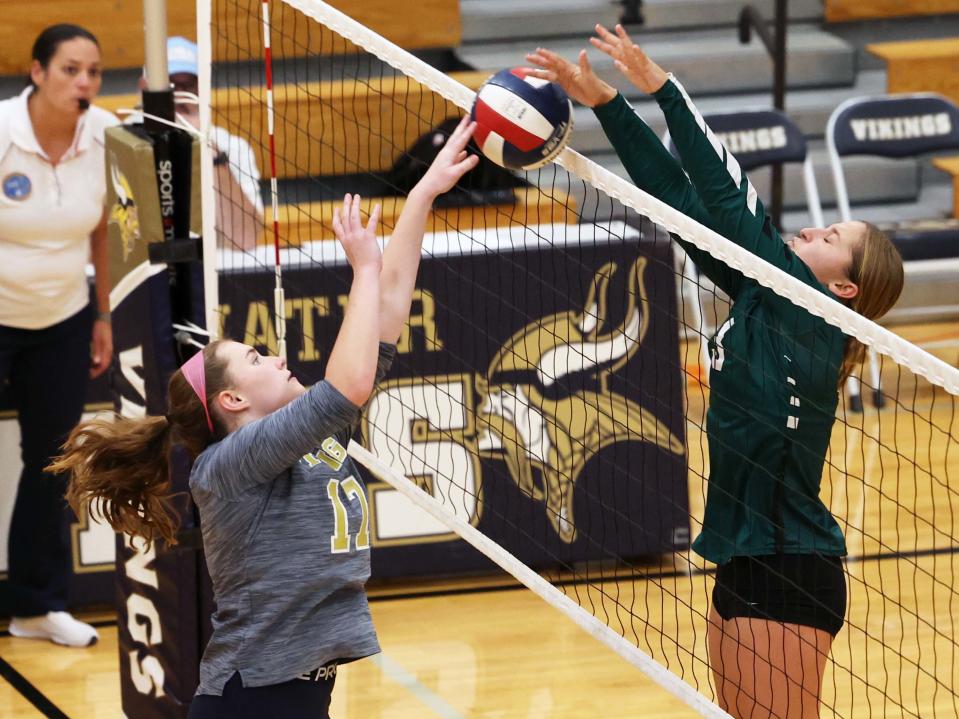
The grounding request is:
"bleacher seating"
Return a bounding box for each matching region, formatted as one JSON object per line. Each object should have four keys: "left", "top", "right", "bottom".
{"left": 98, "top": 73, "right": 490, "bottom": 179}
{"left": 827, "top": 92, "right": 959, "bottom": 405}
{"left": 932, "top": 156, "right": 959, "bottom": 218}
{"left": 827, "top": 92, "right": 959, "bottom": 262}
{"left": 867, "top": 38, "right": 959, "bottom": 105}
{"left": 5, "top": 0, "right": 957, "bottom": 282}
{"left": 270, "top": 189, "right": 577, "bottom": 247}
{"left": 0, "top": 0, "right": 462, "bottom": 75}
{"left": 826, "top": 0, "right": 959, "bottom": 23}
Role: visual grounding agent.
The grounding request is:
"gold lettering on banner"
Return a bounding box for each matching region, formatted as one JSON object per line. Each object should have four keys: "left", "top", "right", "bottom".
{"left": 217, "top": 304, "right": 232, "bottom": 340}
{"left": 287, "top": 296, "right": 331, "bottom": 361}
{"left": 362, "top": 374, "right": 483, "bottom": 547}
{"left": 246, "top": 298, "right": 335, "bottom": 359}
{"left": 244, "top": 301, "right": 278, "bottom": 355}
{"left": 398, "top": 289, "right": 444, "bottom": 354}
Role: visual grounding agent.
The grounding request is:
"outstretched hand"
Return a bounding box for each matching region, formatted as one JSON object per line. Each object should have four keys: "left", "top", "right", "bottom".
{"left": 525, "top": 47, "right": 616, "bottom": 108}
{"left": 331, "top": 193, "right": 382, "bottom": 273}
{"left": 414, "top": 116, "right": 480, "bottom": 199}
{"left": 590, "top": 23, "right": 668, "bottom": 95}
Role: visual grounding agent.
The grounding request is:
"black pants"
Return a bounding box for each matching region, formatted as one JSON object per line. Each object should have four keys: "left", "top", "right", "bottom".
{"left": 0, "top": 306, "right": 91, "bottom": 616}
{"left": 712, "top": 553, "right": 847, "bottom": 636}
{"left": 188, "top": 664, "right": 337, "bottom": 719}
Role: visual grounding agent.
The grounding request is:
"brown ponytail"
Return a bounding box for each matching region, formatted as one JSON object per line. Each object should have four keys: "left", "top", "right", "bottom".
{"left": 839, "top": 223, "right": 905, "bottom": 386}
{"left": 47, "top": 340, "right": 233, "bottom": 548}
{"left": 51, "top": 415, "right": 178, "bottom": 548}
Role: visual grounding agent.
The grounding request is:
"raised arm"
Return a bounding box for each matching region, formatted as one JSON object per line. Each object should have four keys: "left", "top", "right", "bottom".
{"left": 197, "top": 204, "right": 384, "bottom": 495}
{"left": 327, "top": 193, "right": 383, "bottom": 406}
{"left": 525, "top": 46, "right": 744, "bottom": 295}
{"left": 591, "top": 94, "right": 745, "bottom": 295}
{"left": 591, "top": 24, "right": 819, "bottom": 287}
{"left": 379, "top": 116, "right": 478, "bottom": 344}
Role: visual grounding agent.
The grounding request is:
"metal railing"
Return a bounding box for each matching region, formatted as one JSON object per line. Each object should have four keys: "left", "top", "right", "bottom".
{"left": 739, "top": 0, "right": 788, "bottom": 228}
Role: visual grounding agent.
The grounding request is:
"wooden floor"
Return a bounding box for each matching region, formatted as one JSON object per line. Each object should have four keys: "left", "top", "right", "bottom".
{"left": 1, "top": 321, "right": 957, "bottom": 718}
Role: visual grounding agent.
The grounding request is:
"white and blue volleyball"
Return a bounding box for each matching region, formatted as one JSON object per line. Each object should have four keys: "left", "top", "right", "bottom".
{"left": 470, "top": 67, "right": 573, "bottom": 171}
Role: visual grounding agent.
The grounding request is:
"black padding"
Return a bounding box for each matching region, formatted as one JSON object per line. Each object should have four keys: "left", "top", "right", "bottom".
{"left": 883, "top": 220, "right": 959, "bottom": 261}
{"left": 831, "top": 95, "right": 959, "bottom": 158}
{"left": 666, "top": 109, "right": 807, "bottom": 170}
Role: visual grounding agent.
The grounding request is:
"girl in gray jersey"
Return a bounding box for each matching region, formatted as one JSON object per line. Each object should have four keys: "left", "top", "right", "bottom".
{"left": 49, "top": 117, "right": 479, "bottom": 718}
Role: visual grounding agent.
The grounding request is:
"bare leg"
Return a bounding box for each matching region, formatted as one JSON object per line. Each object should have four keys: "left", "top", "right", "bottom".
{"left": 707, "top": 602, "right": 737, "bottom": 713}
{"left": 708, "top": 607, "right": 832, "bottom": 718}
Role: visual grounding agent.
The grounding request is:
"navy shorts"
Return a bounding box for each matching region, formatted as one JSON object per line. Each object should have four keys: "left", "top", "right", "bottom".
{"left": 187, "top": 661, "right": 338, "bottom": 719}
{"left": 712, "top": 554, "right": 846, "bottom": 636}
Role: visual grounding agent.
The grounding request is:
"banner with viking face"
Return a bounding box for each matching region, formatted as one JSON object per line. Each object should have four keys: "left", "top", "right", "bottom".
{"left": 218, "top": 219, "right": 690, "bottom": 577}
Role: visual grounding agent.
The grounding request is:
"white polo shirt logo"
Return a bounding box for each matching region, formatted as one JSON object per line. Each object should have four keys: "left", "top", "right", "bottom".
{"left": 2, "top": 172, "right": 31, "bottom": 201}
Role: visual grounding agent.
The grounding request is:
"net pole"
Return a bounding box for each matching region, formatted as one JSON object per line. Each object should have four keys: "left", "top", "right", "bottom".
{"left": 347, "top": 441, "right": 733, "bottom": 719}
{"left": 196, "top": 0, "right": 220, "bottom": 336}
{"left": 142, "top": 0, "right": 176, "bottom": 134}
{"left": 260, "top": 0, "right": 288, "bottom": 360}
{"left": 143, "top": 0, "right": 170, "bottom": 92}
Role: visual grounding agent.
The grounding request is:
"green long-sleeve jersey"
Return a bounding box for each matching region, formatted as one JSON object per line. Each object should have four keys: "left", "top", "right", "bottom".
{"left": 594, "top": 77, "right": 847, "bottom": 564}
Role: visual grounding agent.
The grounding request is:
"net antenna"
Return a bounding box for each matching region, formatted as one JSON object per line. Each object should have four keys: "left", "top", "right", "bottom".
{"left": 196, "top": 0, "right": 219, "bottom": 334}
{"left": 260, "top": 0, "right": 287, "bottom": 359}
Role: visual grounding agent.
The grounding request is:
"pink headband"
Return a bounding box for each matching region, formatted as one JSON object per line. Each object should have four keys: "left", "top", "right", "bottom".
{"left": 181, "top": 351, "right": 214, "bottom": 433}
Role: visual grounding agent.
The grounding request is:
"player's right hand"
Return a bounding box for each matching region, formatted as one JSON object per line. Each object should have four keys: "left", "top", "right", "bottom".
{"left": 590, "top": 24, "right": 669, "bottom": 96}
{"left": 525, "top": 47, "right": 616, "bottom": 108}
{"left": 415, "top": 116, "right": 479, "bottom": 199}
{"left": 332, "top": 193, "right": 382, "bottom": 273}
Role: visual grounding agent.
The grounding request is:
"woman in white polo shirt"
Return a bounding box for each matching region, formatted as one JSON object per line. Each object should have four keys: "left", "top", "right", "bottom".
{"left": 0, "top": 23, "right": 118, "bottom": 647}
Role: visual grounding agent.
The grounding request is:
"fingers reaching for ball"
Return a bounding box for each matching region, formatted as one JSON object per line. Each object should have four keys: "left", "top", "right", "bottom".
{"left": 415, "top": 115, "right": 480, "bottom": 199}
{"left": 331, "top": 193, "right": 382, "bottom": 272}
{"left": 524, "top": 48, "right": 616, "bottom": 108}
{"left": 589, "top": 23, "right": 668, "bottom": 95}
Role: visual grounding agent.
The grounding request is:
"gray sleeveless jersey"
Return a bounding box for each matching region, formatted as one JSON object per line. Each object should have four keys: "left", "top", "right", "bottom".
{"left": 190, "top": 343, "right": 396, "bottom": 695}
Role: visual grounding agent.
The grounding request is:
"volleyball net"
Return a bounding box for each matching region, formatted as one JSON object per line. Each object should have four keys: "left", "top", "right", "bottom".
{"left": 198, "top": 0, "right": 959, "bottom": 716}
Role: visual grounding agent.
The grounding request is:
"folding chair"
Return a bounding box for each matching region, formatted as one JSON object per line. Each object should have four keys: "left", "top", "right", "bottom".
{"left": 827, "top": 92, "right": 959, "bottom": 410}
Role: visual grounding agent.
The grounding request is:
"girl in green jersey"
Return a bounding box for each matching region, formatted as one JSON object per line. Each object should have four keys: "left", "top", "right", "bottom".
{"left": 529, "top": 25, "right": 903, "bottom": 719}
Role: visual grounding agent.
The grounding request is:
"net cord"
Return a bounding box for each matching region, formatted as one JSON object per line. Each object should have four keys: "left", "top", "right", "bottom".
{"left": 347, "top": 441, "right": 734, "bottom": 719}
{"left": 277, "top": 0, "right": 959, "bottom": 397}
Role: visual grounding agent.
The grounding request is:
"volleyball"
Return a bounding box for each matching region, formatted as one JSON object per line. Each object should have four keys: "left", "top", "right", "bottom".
{"left": 470, "top": 67, "right": 574, "bottom": 171}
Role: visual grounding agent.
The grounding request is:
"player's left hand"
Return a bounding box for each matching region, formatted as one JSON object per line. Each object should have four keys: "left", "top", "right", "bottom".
{"left": 525, "top": 47, "right": 616, "bottom": 108}
{"left": 590, "top": 24, "right": 668, "bottom": 95}
{"left": 332, "top": 193, "right": 383, "bottom": 274}
{"left": 90, "top": 319, "right": 113, "bottom": 379}
{"left": 414, "top": 116, "right": 480, "bottom": 199}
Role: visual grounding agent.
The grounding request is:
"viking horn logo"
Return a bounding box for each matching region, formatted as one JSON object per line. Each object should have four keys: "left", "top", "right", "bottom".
{"left": 108, "top": 154, "right": 141, "bottom": 262}
{"left": 477, "top": 257, "right": 684, "bottom": 543}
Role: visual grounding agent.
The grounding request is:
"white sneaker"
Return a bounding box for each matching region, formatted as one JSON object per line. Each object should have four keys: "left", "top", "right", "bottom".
{"left": 9, "top": 611, "right": 99, "bottom": 648}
